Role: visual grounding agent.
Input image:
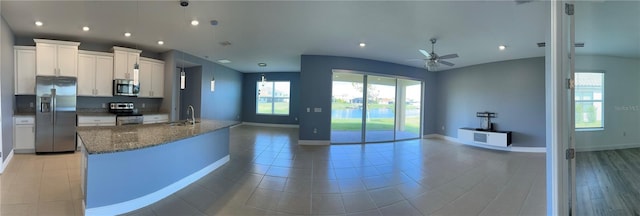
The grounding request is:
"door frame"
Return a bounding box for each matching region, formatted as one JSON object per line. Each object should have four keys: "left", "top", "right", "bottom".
{"left": 547, "top": 1, "right": 573, "bottom": 215}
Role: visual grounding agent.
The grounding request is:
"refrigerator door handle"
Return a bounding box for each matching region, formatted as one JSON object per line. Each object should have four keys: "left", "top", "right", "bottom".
{"left": 51, "top": 88, "right": 56, "bottom": 125}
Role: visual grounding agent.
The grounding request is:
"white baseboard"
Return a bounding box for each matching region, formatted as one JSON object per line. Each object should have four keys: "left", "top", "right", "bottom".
{"left": 85, "top": 155, "right": 230, "bottom": 216}
{"left": 242, "top": 122, "right": 299, "bottom": 128}
{"left": 0, "top": 150, "right": 15, "bottom": 174}
{"left": 298, "top": 140, "right": 330, "bottom": 145}
{"left": 424, "top": 134, "right": 545, "bottom": 153}
{"left": 576, "top": 143, "right": 640, "bottom": 152}
{"left": 14, "top": 149, "right": 35, "bottom": 154}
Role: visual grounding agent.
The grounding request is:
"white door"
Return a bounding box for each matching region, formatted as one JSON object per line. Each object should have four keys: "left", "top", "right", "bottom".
{"left": 95, "top": 56, "right": 114, "bottom": 97}
{"left": 151, "top": 62, "right": 164, "bottom": 98}
{"left": 113, "top": 51, "right": 129, "bottom": 79}
{"left": 14, "top": 124, "right": 35, "bottom": 151}
{"left": 77, "top": 54, "right": 96, "bottom": 96}
{"left": 36, "top": 43, "right": 57, "bottom": 76}
{"left": 138, "top": 60, "right": 152, "bottom": 97}
{"left": 15, "top": 48, "right": 36, "bottom": 95}
{"left": 57, "top": 45, "right": 78, "bottom": 77}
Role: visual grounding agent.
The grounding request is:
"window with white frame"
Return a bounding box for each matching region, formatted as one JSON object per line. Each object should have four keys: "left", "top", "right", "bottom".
{"left": 256, "top": 81, "right": 290, "bottom": 115}
{"left": 575, "top": 72, "right": 604, "bottom": 129}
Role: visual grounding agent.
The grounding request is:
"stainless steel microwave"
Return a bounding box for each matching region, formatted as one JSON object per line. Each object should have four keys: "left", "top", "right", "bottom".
{"left": 113, "top": 79, "right": 139, "bottom": 96}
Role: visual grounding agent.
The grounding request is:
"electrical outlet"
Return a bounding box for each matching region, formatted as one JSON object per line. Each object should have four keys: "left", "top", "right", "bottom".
{"left": 295, "top": 117, "right": 298, "bottom": 121}
{"left": 102, "top": 103, "right": 106, "bottom": 108}
{"left": 29, "top": 102, "right": 34, "bottom": 108}
{"left": 142, "top": 103, "right": 146, "bottom": 108}
{"left": 313, "top": 128, "right": 317, "bottom": 134}
{"left": 441, "top": 125, "right": 445, "bottom": 131}
{"left": 307, "top": 107, "right": 310, "bottom": 112}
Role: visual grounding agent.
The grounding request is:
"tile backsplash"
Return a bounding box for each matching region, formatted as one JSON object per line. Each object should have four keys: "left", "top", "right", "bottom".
{"left": 15, "top": 95, "right": 162, "bottom": 113}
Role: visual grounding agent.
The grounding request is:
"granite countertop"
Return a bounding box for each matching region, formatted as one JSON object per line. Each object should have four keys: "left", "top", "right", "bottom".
{"left": 77, "top": 119, "right": 240, "bottom": 154}
{"left": 139, "top": 112, "right": 169, "bottom": 115}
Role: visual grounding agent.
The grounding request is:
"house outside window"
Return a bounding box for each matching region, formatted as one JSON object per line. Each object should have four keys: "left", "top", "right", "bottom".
{"left": 257, "top": 81, "right": 290, "bottom": 115}
{"left": 575, "top": 72, "right": 604, "bottom": 129}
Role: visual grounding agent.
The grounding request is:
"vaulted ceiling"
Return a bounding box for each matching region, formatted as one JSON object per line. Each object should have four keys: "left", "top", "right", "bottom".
{"left": 1, "top": 1, "right": 636, "bottom": 73}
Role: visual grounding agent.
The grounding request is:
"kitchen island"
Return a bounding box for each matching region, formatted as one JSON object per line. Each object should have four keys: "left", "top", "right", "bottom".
{"left": 77, "top": 119, "right": 239, "bottom": 216}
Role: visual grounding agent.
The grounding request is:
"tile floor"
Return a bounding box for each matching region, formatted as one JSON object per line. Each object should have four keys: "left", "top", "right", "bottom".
{"left": 0, "top": 151, "right": 83, "bottom": 215}
{"left": 1, "top": 125, "right": 546, "bottom": 215}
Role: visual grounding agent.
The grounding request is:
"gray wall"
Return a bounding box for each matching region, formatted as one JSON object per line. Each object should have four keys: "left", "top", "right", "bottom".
{"left": 435, "top": 57, "right": 546, "bottom": 147}
{"left": 242, "top": 72, "right": 300, "bottom": 125}
{"left": 299, "top": 55, "right": 437, "bottom": 141}
{"left": 575, "top": 55, "right": 640, "bottom": 151}
{"left": 1, "top": 16, "right": 15, "bottom": 162}
{"left": 179, "top": 66, "right": 202, "bottom": 120}
{"left": 162, "top": 50, "right": 243, "bottom": 122}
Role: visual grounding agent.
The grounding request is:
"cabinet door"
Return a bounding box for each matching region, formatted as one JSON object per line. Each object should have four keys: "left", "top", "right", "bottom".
{"left": 14, "top": 124, "right": 35, "bottom": 150}
{"left": 15, "top": 49, "right": 36, "bottom": 95}
{"left": 138, "top": 60, "right": 152, "bottom": 97}
{"left": 113, "top": 51, "right": 129, "bottom": 79}
{"left": 151, "top": 62, "right": 164, "bottom": 98}
{"left": 77, "top": 54, "right": 96, "bottom": 96}
{"left": 36, "top": 43, "right": 57, "bottom": 76}
{"left": 95, "top": 56, "right": 114, "bottom": 97}
{"left": 127, "top": 52, "right": 140, "bottom": 80}
{"left": 57, "top": 45, "right": 78, "bottom": 77}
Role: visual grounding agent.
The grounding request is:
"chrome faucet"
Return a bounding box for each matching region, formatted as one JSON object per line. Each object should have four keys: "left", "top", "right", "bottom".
{"left": 186, "top": 105, "right": 195, "bottom": 125}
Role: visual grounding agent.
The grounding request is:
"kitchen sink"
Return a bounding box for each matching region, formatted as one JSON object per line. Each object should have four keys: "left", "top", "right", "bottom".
{"left": 166, "top": 120, "right": 200, "bottom": 126}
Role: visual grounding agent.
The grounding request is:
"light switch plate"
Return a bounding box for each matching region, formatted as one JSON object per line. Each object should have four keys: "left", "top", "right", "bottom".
{"left": 314, "top": 108, "right": 322, "bottom": 112}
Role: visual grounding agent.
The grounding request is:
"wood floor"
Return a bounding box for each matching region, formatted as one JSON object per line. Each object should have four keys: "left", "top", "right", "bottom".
{"left": 577, "top": 148, "right": 640, "bottom": 216}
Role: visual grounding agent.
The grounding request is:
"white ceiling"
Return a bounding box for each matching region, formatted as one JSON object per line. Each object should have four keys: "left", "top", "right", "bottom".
{"left": 1, "top": 1, "right": 636, "bottom": 73}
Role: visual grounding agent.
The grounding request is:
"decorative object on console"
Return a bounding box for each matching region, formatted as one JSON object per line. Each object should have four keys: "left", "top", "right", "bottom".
{"left": 476, "top": 111, "right": 496, "bottom": 131}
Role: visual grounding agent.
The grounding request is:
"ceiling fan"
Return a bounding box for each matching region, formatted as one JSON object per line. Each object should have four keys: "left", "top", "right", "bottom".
{"left": 419, "top": 38, "right": 459, "bottom": 71}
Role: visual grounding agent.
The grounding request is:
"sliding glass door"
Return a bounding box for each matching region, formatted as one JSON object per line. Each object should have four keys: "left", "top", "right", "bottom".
{"left": 331, "top": 71, "right": 422, "bottom": 144}
{"left": 396, "top": 79, "right": 422, "bottom": 140}
{"left": 330, "top": 73, "right": 365, "bottom": 143}
{"left": 365, "top": 76, "right": 397, "bottom": 142}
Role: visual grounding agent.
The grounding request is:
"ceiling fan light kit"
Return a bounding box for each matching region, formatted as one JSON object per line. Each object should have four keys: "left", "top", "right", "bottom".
{"left": 418, "top": 38, "right": 458, "bottom": 71}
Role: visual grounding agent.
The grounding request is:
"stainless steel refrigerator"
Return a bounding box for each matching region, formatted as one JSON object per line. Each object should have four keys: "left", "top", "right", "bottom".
{"left": 36, "top": 76, "right": 77, "bottom": 153}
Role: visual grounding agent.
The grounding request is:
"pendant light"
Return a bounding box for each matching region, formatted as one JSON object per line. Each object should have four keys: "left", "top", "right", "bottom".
{"left": 210, "top": 20, "right": 217, "bottom": 92}
{"left": 179, "top": 1, "right": 187, "bottom": 90}
{"left": 133, "top": 0, "right": 140, "bottom": 85}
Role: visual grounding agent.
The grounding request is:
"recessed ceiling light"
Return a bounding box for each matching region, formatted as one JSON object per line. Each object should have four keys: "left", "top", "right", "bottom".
{"left": 191, "top": 20, "right": 199, "bottom": 26}
{"left": 217, "top": 59, "right": 231, "bottom": 64}
{"left": 157, "top": 40, "right": 164, "bottom": 45}
{"left": 498, "top": 45, "right": 507, "bottom": 50}
{"left": 82, "top": 26, "right": 90, "bottom": 31}
{"left": 35, "top": 21, "right": 43, "bottom": 26}
{"left": 124, "top": 32, "right": 132, "bottom": 37}
{"left": 258, "top": 63, "right": 267, "bottom": 67}
{"left": 359, "top": 42, "right": 366, "bottom": 47}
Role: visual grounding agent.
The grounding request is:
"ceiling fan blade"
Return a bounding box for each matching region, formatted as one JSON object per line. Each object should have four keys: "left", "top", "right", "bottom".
{"left": 419, "top": 49, "right": 431, "bottom": 58}
{"left": 438, "top": 54, "right": 459, "bottom": 59}
{"left": 439, "top": 60, "right": 455, "bottom": 67}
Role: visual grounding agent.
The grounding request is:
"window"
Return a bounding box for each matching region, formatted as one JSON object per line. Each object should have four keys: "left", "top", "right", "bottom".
{"left": 575, "top": 72, "right": 604, "bottom": 129}
{"left": 257, "top": 81, "right": 290, "bottom": 115}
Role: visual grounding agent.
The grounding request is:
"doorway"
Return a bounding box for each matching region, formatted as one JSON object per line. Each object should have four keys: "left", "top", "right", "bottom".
{"left": 330, "top": 70, "right": 423, "bottom": 144}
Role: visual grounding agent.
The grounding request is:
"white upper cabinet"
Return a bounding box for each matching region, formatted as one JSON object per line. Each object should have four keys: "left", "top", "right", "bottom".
{"left": 34, "top": 39, "right": 80, "bottom": 77}
{"left": 138, "top": 58, "right": 165, "bottom": 98}
{"left": 14, "top": 46, "right": 36, "bottom": 95}
{"left": 78, "top": 51, "right": 113, "bottom": 97}
{"left": 112, "top": 46, "right": 141, "bottom": 80}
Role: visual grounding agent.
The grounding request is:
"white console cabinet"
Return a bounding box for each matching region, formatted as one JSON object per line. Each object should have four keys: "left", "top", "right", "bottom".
{"left": 458, "top": 128, "right": 512, "bottom": 148}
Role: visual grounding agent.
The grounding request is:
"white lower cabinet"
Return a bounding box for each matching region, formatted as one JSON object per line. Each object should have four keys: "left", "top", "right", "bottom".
{"left": 143, "top": 114, "right": 169, "bottom": 124}
{"left": 14, "top": 116, "right": 35, "bottom": 153}
{"left": 457, "top": 128, "right": 512, "bottom": 148}
{"left": 77, "top": 116, "right": 116, "bottom": 127}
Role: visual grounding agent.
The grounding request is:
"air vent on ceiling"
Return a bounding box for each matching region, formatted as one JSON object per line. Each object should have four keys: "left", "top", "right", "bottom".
{"left": 219, "top": 41, "right": 231, "bottom": 46}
